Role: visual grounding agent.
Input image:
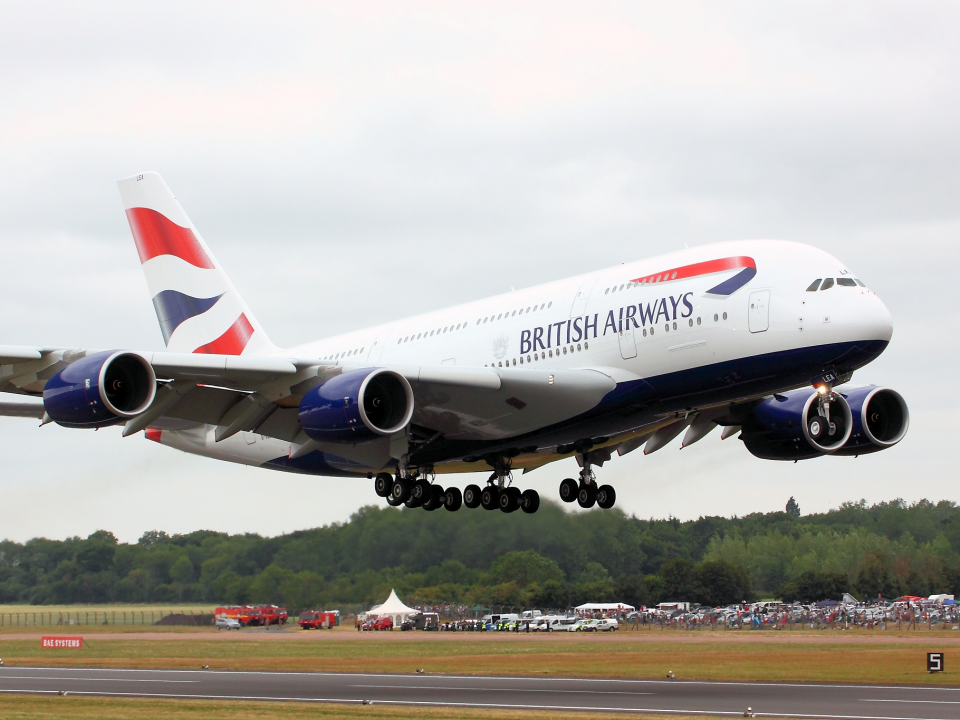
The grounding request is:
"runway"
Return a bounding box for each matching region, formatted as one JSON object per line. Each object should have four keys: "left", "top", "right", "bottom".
{"left": 1, "top": 666, "right": 959, "bottom": 718}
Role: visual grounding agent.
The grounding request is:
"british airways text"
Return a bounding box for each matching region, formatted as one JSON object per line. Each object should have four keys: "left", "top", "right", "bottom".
{"left": 519, "top": 292, "right": 694, "bottom": 354}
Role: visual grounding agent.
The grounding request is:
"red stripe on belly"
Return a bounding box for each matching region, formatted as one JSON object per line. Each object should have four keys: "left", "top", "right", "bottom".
{"left": 630, "top": 256, "right": 755, "bottom": 285}
{"left": 125, "top": 207, "right": 215, "bottom": 269}
{"left": 193, "top": 314, "right": 254, "bottom": 355}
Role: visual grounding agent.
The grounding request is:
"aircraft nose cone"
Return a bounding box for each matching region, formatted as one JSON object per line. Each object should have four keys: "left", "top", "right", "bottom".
{"left": 868, "top": 292, "right": 894, "bottom": 342}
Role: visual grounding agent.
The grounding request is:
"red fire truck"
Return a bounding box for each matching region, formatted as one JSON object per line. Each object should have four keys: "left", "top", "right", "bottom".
{"left": 299, "top": 610, "right": 339, "bottom": 629}
{"left": 215, "top": 605, "right": 288, "bottom": 627}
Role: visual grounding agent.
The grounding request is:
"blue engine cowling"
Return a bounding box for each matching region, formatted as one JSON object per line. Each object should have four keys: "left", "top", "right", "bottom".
{"left": 299, "top": 368, "right": 414, "bottom": 443}
{"left": 43, "top": 350, "right": 157, "bottom": 429}
{"left": 832, "top": 386, "right": 909, "bottom": 456}
{"left": 741, "top": 387, "right": 853, "bottom": 461}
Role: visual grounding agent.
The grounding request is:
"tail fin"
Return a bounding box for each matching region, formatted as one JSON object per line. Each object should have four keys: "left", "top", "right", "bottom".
{"left": 117, "top": 172, "right": 277, "bottom": 356}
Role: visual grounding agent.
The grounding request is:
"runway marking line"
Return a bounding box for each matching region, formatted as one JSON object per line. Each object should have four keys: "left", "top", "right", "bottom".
{"left": 6, "top": 666, "right": 960, "bottom": 693}
{"left": 349, "top": 683, "right": 654, "bottom": 695}
{"left": 863, "top": 698, "right": 960, "bottom": 705}
{"left": 0, "top": 688, "right": 956, "bottom": 720}
{"left": 0, "top": 675, "right": 197, "bottom": 683}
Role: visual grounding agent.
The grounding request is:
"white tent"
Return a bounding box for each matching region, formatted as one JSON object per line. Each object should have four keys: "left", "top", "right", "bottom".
{"left": 575, "top": 602, "right": 635, "bottom": 615}
{"left": 365, "top": 589, "right": 419, "bottom": 625}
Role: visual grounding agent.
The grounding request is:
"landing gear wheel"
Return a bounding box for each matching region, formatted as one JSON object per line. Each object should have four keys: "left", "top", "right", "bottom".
{"left": 463, "top": 484, "right": 482, "bottom": 509}
{"left": 403, "top": 492, "right": 422, "bottom": 509}
{"left": 559, "top": 478, "right": 578, "bottom": 503}
{"left": 389, "top": 479, "right": 410, "bottom": 505}
{"left": 412, "top": 478, "right": 431, "bottom": 504}
{"left": 444, "top": 487, "right": 463, "bottom": 512}
{"left": 480, "top": 486, "right": 500, "bottom": 511}
{"left": 577, "top": 483, "right": 598, "bottom": 509}
{"left": 596, "top": 484, "right": 616, "bottom": 510}
{"left": 521, "top": 489, "right": 540, "bottom": 514}
{"left": 807, "top": 415, "right": 826, "bottom": 442}
{"left": 499, "top": 487, "right": 522, "bottom": 513}
{"left": 374, "top": 473, "right": 392, "bottom": 498}
{"left": 423, "top": 484, "right": 445, "bottom": 511}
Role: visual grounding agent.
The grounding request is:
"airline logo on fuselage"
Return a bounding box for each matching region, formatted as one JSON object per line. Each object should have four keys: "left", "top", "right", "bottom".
{"left": 630, "top": 256, "right": 756, "bottom": 298}
{"left": 518, "top": 256, "right": 756, "bottom": 355}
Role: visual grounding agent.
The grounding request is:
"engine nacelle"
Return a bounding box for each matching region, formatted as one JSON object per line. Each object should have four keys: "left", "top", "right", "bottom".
{"left": 832, "top": 386, "right": 909, "bottom": 456}
{"left": 299, "top": 368, "right": 414, "bottom": 443}
{"left": 741, "top": 387, "right": 853, "bottom": 461}
{"left": 43, "top": 351, "right": 157, "bottom": 429}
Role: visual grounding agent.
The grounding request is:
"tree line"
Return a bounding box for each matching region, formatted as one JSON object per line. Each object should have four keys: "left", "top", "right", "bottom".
{"left": 1, "top": 498, "right": 959, "bottom": 610}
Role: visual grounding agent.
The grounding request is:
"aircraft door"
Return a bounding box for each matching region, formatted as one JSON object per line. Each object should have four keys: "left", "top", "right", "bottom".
{"left": 367, "top": 328, "right": 392, "bottom": 363}
{"left": 618, "top": 326, "right": 637, "bottom": 359}
{"left": 748, "top": 290, "right": 770, "bottom": 333}
{"left": 570, "top": 278, "right": 597, "bottom": 318}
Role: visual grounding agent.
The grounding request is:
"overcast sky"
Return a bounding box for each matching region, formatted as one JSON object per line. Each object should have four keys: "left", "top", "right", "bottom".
{"left": 0, "top": 2, "right": 957, "bottom": 543}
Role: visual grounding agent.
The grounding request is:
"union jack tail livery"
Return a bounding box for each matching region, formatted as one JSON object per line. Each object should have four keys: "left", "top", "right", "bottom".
{"left": 117, "top": 172, "right": 276, "bottom": 356}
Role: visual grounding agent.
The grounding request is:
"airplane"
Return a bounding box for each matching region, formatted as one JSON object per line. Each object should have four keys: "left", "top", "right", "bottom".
{"left": 0, "top": 172, "right": 908, "bottom": 515}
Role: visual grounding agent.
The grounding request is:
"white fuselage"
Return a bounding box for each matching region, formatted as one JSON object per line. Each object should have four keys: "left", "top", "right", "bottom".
{"left": 156, "top": 240, "right": 893, "bottom": 475}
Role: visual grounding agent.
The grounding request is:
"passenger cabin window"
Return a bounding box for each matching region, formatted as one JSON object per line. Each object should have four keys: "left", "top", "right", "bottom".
{"left": 806, "top": 279, "right": 822, "bottom": 292}
{"left": 837, "top": 278, "right": 857, "bottom": 287}
{"left": 820, "top": 278, "right": 834, "bottom": 290}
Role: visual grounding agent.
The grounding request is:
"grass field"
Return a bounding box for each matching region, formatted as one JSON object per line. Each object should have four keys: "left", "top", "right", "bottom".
{"left": 0, "top": 694, "right": 719, "bottom": 720}
{"left": 0, "top": 630, "right": 957, "bottom": 686}
{"left": 0, "top": 605, "right": 215, "bottom": 629}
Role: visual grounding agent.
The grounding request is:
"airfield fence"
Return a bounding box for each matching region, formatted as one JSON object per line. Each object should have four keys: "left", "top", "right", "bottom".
{"left": 0, "top": 609, "right": 213, "bottom": 627}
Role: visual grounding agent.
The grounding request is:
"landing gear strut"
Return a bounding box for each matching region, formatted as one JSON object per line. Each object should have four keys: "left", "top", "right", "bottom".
{"left": 467, "top": 457, "right": 539, "bottom": 514}
{"left": 559, "top": 451, "right": 616, "bottom": 510}
{"left": 809, "top": 385, "right": 844, "bottom": 442}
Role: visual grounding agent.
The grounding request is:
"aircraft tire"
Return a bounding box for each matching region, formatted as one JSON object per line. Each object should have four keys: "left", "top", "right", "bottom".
{"left": 597, "top": 484, "right": 616, "bottom": 509}
{"left": 411, "top": 478, "right": 431, "bottom": 505}
{"left": 444, "top": 486, "right": 463, "bottom": 511}
{"left": 577, "top": 483, "right": 598, "bottom": 509}
{"left": 389, "top": 478, "right": 411, "bottom": 504}
{"left": 807, "top": 415, "right": 826, "bottom": 441}
{"left": 559, "top": 478, "right": 578, "bottom": 503}
{"left": 480, "top": 486, "right": 500, "bottom": 510}
{"left": 463, "top": 484, "right": 482, "bottom": 509}
{"left": 508, "top": 486, "right": 522, "bottom": 512}
{"left": 521, "top": 489, "right": 540, "bottom": 514}
{"left": 374, "top": 473, "right": 392, "bottom": 497}
{"left": 423, "top": 484, "right": 445, "bottom": 511}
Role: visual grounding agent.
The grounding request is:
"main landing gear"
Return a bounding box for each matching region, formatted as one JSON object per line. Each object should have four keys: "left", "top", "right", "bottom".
{"left": 464, "top": 460, "right": 540, "bottom": 515}
{"left": 559, "top": 452, "right": 616, "bottom": 510}
{"left": 374, "top": 456, "right": 541, "bottom": 514}
{"left": 374, "top": 467, "right": 463, "bottom": 513}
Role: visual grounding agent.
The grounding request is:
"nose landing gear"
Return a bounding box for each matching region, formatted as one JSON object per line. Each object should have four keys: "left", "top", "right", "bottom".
{"left": 559, "top": 451, "right": 617, "bottom": 510}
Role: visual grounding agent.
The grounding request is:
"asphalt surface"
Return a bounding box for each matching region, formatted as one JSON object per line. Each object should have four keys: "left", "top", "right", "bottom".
{"left": 2, "top": 666, "right": 960, "bottom": 718}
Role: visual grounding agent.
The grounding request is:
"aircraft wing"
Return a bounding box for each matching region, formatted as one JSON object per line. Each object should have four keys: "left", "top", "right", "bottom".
{"left": 0, "top": 345, "right": 616, "bottom": 446}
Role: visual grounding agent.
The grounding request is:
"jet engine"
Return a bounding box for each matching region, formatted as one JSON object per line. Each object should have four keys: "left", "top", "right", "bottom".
{"left": 740, "top": 387, "right": 853, "bottom": 461}
{"left": 299, "top": 368, "right": 414, "bottom": 443}
{"left": 43, "top": 351, "right": 157, "bottom": 429}
{"left": 832, "top": 386, "right": 909, "bottom": 456}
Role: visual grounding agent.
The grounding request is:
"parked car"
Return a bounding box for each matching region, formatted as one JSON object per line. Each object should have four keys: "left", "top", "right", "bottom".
{"left": 216, "top": 617, "right": 241, "bottom": 631}
{"left": 371, "top": 617, "right": 393, "bottom": 631}
{"left": 594, "top": 618, "right": 619, "bottom": 632}
{"left": 565, "top": 619, "right": 587, "bottom": 632}
{"left": 361, "top": 617, "right": 393, "bottom": 631}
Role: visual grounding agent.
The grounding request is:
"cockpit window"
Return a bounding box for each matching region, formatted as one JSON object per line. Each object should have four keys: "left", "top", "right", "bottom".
{"left": 855, "top": 279, "right": 865, "bottom": 287}
{"left": 820, "top": 278, "right": 834, "bottom": 290}
{"left": 806, "top": 279, "right": 822, "bottom": 292}
{"left": 837, "top": 278, "right": 857, "bottom": 287}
